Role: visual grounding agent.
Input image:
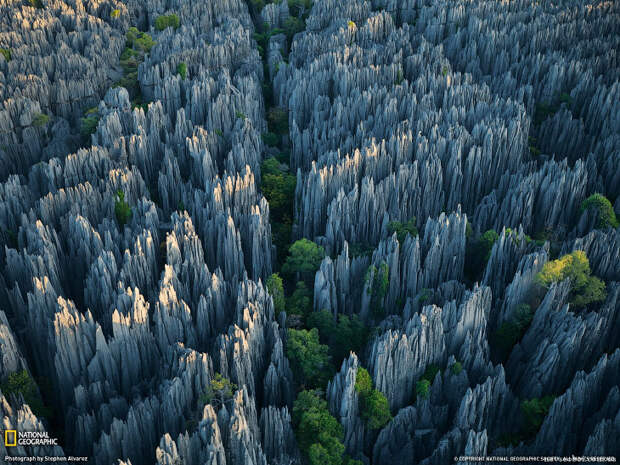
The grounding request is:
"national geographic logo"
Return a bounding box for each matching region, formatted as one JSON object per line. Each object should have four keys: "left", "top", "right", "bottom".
{"left": 4, "top": 430, "right": 58, "bottom": 446}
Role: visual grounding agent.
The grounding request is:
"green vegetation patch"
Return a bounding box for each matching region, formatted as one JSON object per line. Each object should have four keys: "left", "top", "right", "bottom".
{"left": 0, "top": 48, "right": 11, "bottom": 62}
{"left": 355, "top": 368, "right": 392, "bottom": 429}
{"left": 580, "top": 193, "right": 619, "bottom": 229}
{"left": 536, "top": 250, "right": 606, "bottom": 309}
{"left": 366, "top": 262, "right": 389, "bottom": 318}
{"left": 31, "top": 112, "right": 49, "bottom": 127}
{"left": 1, "top": 370, "right": 52, "bottom": 419}
{"left": 199, "top": 373, "right": 236, "bottom": 408}
{"left": 286, "top": 328, "right": 333, "bottom": 388}
{"left": 266, "top": 273, "right": 286, "bottom": 316}
{"left": 114, "top": 190, "right": 132, "bottom": 227}
{"left": 307, "top": 309, "right": 368, "bottom": 366}
{"left": 155, "top": 14, "right": 180, "bottom": 31}
{"left": 292, "top": 390, "right": 353, "bottom": 465}
{"left": 177, "top": 62, "right": 187, "bottom": 79}
{"left": 493, "top": 304, "right": 534, "bottom": 360}
{"left": 111, "top": 9, "right": 121, "bottom": 19}
{"left": 387, "top": 217, "right": 417, "bottom": 243}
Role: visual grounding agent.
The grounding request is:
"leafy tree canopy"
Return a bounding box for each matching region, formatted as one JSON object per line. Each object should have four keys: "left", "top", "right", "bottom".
{"left": 293, "top": 390, "right": 345, "bottom": 465}
{"left": 536, "top": 250, "right": 606, "bottom": 308}
{"left": 354, "top": 368, "right": 392, "bottom": 429}
{"left": 155, "top": 14, "right": 180, "bottom": 31}
{"left": 114, "top": 190, "right": 132, "bottom": 227}
{"left": 521, "top": 395, "right": 555, "bottom": 436}
{"left": 580, "top": 193, "right": 619, "bottom": 229}
{"left": 1, "top": 370, "right": 51, "bottom": 419}
{"left": 387, "top": 217, "right": 418, "bottom": 243}
{"left": 286, "top": 281, "right": 312, "bottom": 319}
{"left": 266, "top": 273, "right": 286, "bottom": 316}
{"left": 282, "top": 239, "right": 325, "bottom": 278}
{"left": 286, "top": 328, "right": 332, "bottom": 387}
{"left": 199, "top": 373, "right": 236, "bottom": 409}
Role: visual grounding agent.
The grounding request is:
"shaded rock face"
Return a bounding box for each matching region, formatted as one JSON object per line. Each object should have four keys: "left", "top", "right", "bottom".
{"left": 0, "top": 0, "right": 618, "bottom": 463}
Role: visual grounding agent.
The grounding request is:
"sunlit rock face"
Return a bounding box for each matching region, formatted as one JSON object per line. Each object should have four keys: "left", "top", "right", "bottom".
{"left": 0, "top": 0, "right": 618, "bottom": 463}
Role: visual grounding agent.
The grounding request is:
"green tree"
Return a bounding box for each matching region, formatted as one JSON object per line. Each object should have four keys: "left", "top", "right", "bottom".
{"left": 286, "top": 328, "right": 332, "bottom": 387}
{"left": 261, "top": 157, "right": 296, "bottom": 221}
{"left": 293, "top": 390, "right": 346, "bottom": 465}
{"left": 354, "top": 367, "right": 373, "bottom": 397}
{"left": 0, "top": 48, "right": 11, "bottom": 61}
{"left": 493, "top": 304, "right": 534, "bottom": 360}
{"left": 366, "top": 263, "right": 389, "bottom": 318}
{"left": 287, "top": 281, "right": 312, "bottom": 319}
{"left": 521, "top": 396, "right": 555, "bottom": 436}
{"left": 32, "top": 113, "right": 49, "bottom": 127}
{"left": 387, "top": 217, "right": 418, "bottom": 243}
{"left": 536, "top": 250, "right": 606, "bottom": 308}
{"left": 199, "top": 373, "right": 236, "bottom": 408}
{"left": 177, "top": 62, "right": 187, "bottom": 79}
{"left": 450, "top": 361, "right": 462, "bottom": 375}
{"left": 114, "top": 190, "right": 132, "bottom": 227}
{"left": 266, "top": 273, "right": 286, "bottom": 316}
{"left": 362, "top": 389, "right": 392, "bottom": 429}
{"left": 111, "top": 9, "right": 121, "bottom": 18}
{"left": 580, "top": 193, "right": 619, "bottom": 229}
{"left": 464, "top": 229, "right": 499, "bottom": 280}
{"left": 415, "top": 379, "right": 430, "bottom": 399}
{"left": 155, "top": 14, "right": 180, "bottom": 31}
{"left": 1, "top": 370, "right": 51, "bottom": 419}
{"left": 355, "top": 368, "right": 391, "bottom": 429}
{"left": 308, "top": 310, "right": 368, "bottom": 365}
{"left": 282, "top": 239, "right": 325, "bottom": 281}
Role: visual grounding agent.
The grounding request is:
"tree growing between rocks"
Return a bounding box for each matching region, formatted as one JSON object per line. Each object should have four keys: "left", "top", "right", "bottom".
{"left": 536, "top": 250, "right": 606, "bottom": 308}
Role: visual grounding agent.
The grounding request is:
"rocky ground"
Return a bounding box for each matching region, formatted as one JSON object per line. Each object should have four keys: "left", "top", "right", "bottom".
{"left": 0, "top": 0, "right": 618, "bottom": 464}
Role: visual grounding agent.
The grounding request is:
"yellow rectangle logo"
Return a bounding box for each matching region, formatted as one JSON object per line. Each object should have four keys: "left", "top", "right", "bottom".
{"left": 5, "top": 430, "right": 17, "bottom": 446}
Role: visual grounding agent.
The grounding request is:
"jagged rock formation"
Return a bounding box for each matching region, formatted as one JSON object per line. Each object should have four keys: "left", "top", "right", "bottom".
{"left": 0, "top": 0, "right": 618, "bottom": 463}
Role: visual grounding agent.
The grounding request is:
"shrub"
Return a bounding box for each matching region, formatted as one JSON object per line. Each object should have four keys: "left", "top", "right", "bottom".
{"left": 28, "top": 0, "right": 43, "bottom": 8}
{"left": 282, "top": 239, "right": 325, "bottom": 280}
{"left": 199, "top": 373, "right": 236, "bottom": 408}
{"left": 266, "top": 273, "right": 286, "bottom": 316}
{"left": 521, "top": 396, "right": 555, "bottom": 436}
{"left": 114, "top": 190, "right": 132, "bottom": 227}
{"left": 387, "top": 217, "right": 417, "bottom": 243}
{"left": 111, "top": 9, "right": 121, "bottom": 18}
{"left": 32, "top": 113, "right": 49, "bottom": 127}
{"left": 536, "top": 250, "right": 606, "bottom": 308}
{"left": 420, "top": 364, "right": 440, "bottom": 384}
{"left": 580, "top": 193, "right": 619, "bottom": 229}
{"left": 260, "top": 157, "right": 296, "bottom": 223}
{"left": 1, "top": 370, "right": 51, "bottom": 419}
{"left": 308, "top": 310, "right": 367, "bottom": 365}
{"left": 283, "top": 16, "right": 304, "bottom": 42}
{"left": 155, "top": 14, "right": 180, "bottom": 31}
{"left": 355, "top": 368, "right": 392, "bottom": 429}
{"left": 366, "top": 262, "right": 389, "bottom": 318}
{"left": 494, "top": 304, "right": 534, "bottom": 359}
{"left": 451, "top": 361, "right": 462, "bottom": 375}
{"left": 236, "top": 110, "right": 246, "bottom": 120}
{"left": 464, "top": 229, "right": 499, "bottom": 280}
{"left": 286, "top": 328, "right": 332, "bottom": 388}
{"left": 80, "top": 115, "right": 99, "bottom": 139}
{"left": 214, "top": 128, "right": 223, "bottom": 137}
{"left": 287, "top": 281, "right": 312, "bottom": 319}
{"left": 0, "top": 48, "right": 11, "bottom": 61}
{"left": 348, "top": 20, "right": 356, "bottom": 29}
{"left": 292, "top": 390, "right": 345, "bottom": 465}
{"left": 415, "top": 379, "right": 430, "bottom": 399}
{"left": 177, "top": 62, "right": 187, "bottom": 79}
{"left": 126, "top": 27, "right": 155, "bottom": 53}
